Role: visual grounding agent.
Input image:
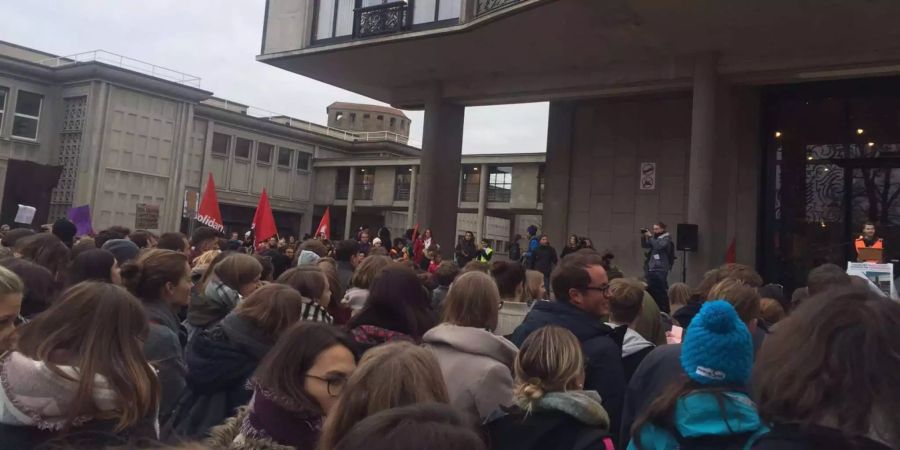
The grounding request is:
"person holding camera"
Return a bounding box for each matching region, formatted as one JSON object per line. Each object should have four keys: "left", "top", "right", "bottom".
{"left": 641, "top": 222, "right": 674, "bottom": 314}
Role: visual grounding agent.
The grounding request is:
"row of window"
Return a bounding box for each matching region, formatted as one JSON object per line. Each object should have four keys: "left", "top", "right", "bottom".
{"left": 0, "top": 87, "right": 43, "bottom": 141}
{"left": 334, "top": 111, "right": 408, "bottom": 131}
{"left": 315, "top": 0, "right": 461, "bottom": 41}
{"left": 210, "top": 132, "right": 311, "bottom": 171}
{"left": 334, "top": 165, "right": 546, "bottom": 203}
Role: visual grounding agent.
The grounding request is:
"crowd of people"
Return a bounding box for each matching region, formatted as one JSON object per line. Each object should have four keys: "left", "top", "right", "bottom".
{"left": 0, "top": 218, "right": 896, "bottom": 450}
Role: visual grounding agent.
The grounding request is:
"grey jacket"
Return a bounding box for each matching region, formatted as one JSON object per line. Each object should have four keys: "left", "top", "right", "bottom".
{"left": 143, "top": 300, "right": 187, "bottom": 422}
{"left": 423, "top": 323, "right": 518, "bottom": 420}
{"left": 641, "top": 233, "right": 673, "bottom": 273}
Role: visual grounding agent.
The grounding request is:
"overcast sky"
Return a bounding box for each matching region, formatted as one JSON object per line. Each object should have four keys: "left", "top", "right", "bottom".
{"left": 3, "top": 0, "right": 547, "bottom": 154}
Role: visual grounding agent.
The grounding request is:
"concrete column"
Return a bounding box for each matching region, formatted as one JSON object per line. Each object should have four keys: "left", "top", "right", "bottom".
{"left": 543, "top": 101, "right": 575, "bottom": 248}
{"left": 686, "top": 53, "right": 718, "bottom": 283}
{"left": 476, "top": 163, "right": 489, "bottom": 240}
{"left": 416, "top": 87, "right": 465, "bottom": 258}
{"left": 406, "top": 165, "right": 418, "bottom": 230}
{"left": 344, "top": 166, "right": 356, "bottom": 240}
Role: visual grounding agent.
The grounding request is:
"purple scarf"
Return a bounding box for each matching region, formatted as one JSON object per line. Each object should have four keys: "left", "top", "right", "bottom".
{"left": 241, "top": 383, "right": 324, "bottom": 449}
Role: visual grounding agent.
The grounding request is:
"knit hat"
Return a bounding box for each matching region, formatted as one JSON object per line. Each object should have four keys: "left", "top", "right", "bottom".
{"left": 680, "top": 300, "right": 753, "bottom": 386}
{"left": 372, "top": 237, "right": 382, "bottom": 246}
{"left": 101, "top": 239, "right": 140, "bottom": 265}
{"left": 298, "top": 250, "right": 321, "bottom": 265}
{"left": 52, "top": 218, "right": 77, "bottom": 247}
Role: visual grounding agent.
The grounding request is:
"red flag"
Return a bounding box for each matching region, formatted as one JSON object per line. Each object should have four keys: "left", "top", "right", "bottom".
{"left": 252, "top": 189, "right": 277, "bottom": 245}
{"left": 725, "top": 237, "right": 737, "bottom": 264}
{"left": 196, "top": 173, "right": 224, "bottom": 232}
{"left": 316, "top": 207, "right": 331, "bottom": 239}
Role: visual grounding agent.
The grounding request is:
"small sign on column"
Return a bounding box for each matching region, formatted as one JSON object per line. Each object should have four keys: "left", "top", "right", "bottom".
{"left": 640, "top": 162, "right": 656, "bottom": 190}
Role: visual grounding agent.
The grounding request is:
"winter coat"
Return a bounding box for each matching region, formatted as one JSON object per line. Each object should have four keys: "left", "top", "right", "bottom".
{"left": 632, "top": 291, "right": 667, "bottom": 345}
{"left": 627, "top": 391, "right": 769, "bottom": 450}
{"left": 455, "top": 239, "right": 477, "bottom": 267}
{"left": 0, "top": 351, "right": 158, "bottom": 449}
{"left": 495, "top": 300, "right": 529, "bottom": 337}
{"left": 561, "top": 245, "right": 579, "bottom": 259}
{"left": 423, "top": 324, "right": 517, "bottom": 420}
{"left": 336, "top": 260, "right": 354, "bottom": 291}
{"left": 485, "top": 390, "right": 615, "bottom": 450}
{"left": 341, "top": 288, "right": 369, "bottom": 313}
{"left": 529, "top": 245, "right": 558, "bottom": 275}
{"left": 510, "top": 300, "right": 627, "bottom": 442}
{"left": 143, "top": 299, "right": 187, "bottom": 422}
{"left": 508, "top": 242, "right": 522, "bottom": 262}
{"left": 187, "top": 279, "right": 241, "bottom": 332}
{"left": 207, "top": 393, "right": 323, "bottom": 450}
{"left": 606, "top": 324, "right": 655, "bottom": 383}
{"left": 349, "top": 324, "right": 415, "bottom": 354}
{"left": 641, "top": 233, "right": 674, "bottom": 273}
{"left": 165, "top": 313, "right": 275, "bottom": 440}
{"left": 751, "top": 423, "right": 895, "bottom": 450}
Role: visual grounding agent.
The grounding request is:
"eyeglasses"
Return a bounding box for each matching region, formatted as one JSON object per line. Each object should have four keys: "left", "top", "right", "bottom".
{"left": 581, "top": 283, "right": 610, "bottom": 294}
{"left": 306, "top": 374, "right": 348, "bottom": 397}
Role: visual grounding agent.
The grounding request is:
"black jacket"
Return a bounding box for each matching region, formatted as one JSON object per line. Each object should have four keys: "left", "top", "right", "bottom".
{"left": 751, "top": 423, "right": 893, "bottom": 450}
{"left": 485, "top": 409, "right": 613, "bottom": 450}
{"left": 529, "top": 245, "right": 558, "bottom": 275}
{"left": 509, "top": 301, "right": 626, "bottom": 442}
{"left": 455, "top": 239, "right": 477, "bottom": 267}
{"left": 164, "top": 313, "right": 274, "bottom": 440}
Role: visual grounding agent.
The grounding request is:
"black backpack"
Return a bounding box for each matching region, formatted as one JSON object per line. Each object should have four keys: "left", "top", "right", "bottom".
{"left": 669, "top": 428, "right": 756, "bottom": 450}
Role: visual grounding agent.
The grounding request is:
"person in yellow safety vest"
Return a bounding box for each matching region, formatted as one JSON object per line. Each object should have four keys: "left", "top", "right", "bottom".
{"left": 855, "top": 221, "right": 883, "bottom": 263}
{"left": 476, "top": 239, "right": 494, "bottom": 263}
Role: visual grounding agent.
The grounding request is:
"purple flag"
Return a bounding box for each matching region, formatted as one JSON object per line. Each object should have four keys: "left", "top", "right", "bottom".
{"left": 67, "top": 205, "right": 94, "bottom": 237}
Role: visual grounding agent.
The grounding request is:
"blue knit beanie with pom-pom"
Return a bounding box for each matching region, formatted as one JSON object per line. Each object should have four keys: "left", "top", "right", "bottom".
{"left": 680, "top": 300, "right": 753, "bottom": 386}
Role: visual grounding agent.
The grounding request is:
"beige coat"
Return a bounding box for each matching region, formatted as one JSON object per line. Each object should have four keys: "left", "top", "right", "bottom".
{"left": 423, "top": 323, "right": 518, "bottom": 420}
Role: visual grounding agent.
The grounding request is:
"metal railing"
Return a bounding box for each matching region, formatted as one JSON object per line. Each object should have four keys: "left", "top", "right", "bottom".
{"left": 36, "top": 50, "right": 202, "bottom": 87}
{"left": 355, "top": 1, "right": 409, "bottom": 38}
{"left": 476, "top": 0, "right": 521, "bottom": 16}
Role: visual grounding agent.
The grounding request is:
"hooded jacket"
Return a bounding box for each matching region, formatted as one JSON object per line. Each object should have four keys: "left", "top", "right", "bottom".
{"left": 529, "top": 245, "right": 559, "bottom": 275}
{"left": 606, "top": 323, "right": 655, "bottom": 383}
{"left": 510, "top": 300, "right": 627, "bottom": 441}
{"left": 187, "top": 279, "right": 241, "bottom": 331}
{"left": 423, "top": 324, "right": 518, "bottom": 420}
{"left": 485, "top": 390, "right": 615, "bottom": 450}
{"left": 627, "top": 391, "right": 769, "bottom": 450}
{"left": 143, "top": 299, "right": 187, "bottom": 423}
{"left": 165, "top": 313, "right": 275, "bottom": 440}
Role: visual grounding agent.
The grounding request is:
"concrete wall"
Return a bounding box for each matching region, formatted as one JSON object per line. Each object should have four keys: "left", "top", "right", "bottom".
{"left": 263, "top": 0, "right": 314, "bottom": 53}
{"left": 510, "top": 164, "right": 540, "bottom": 210}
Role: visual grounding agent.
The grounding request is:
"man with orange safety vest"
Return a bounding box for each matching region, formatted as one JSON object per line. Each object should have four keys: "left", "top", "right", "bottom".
{"left": 855, "top": 221, "right": 883, "bottom": 263}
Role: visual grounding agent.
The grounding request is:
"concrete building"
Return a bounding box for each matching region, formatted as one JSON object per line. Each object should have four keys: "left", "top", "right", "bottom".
{"left": 258, "top": 0, "right": 900, "bottom": 287}
{"left": 0, "top": 40, "right": 543, "bottom": 255}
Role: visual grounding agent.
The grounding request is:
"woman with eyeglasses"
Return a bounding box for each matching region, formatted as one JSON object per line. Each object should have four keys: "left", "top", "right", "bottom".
{"left": 208, "top": 322, "right": 358, "bottom": 449}
{"left": 422, "top": 271, "right": 518, "bottom": 421}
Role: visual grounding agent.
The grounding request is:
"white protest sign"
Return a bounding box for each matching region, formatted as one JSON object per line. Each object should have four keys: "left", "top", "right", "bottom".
{"left": 847, "top": 262, "right": 897, "bottom": 299}
{"left": 14, "top": 204, "right": 36, "bottom": 224}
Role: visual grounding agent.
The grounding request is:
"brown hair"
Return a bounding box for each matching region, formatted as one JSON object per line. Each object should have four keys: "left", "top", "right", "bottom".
{"left": 706, "top": 278, "right": 761, "bottom": 324}
{"left": 608, "top": 278, "right": 645, "bottom": 324}
{"left": 490, "top": 261, "right": 526, "bottom": 299}
{"left": 213, "top": 253, "right": 262, "bottom": 291}
{"left": 668, "top": 282, "right": 691, "bottom": 308}
{"left": 753, "top": 288, "right": 900, "bottom": 445}
{"left": 277, "top": 266, "right": 328, "bottom": 302}
{"left": 15, "top": 282, "right": 159, "bottom": 431}
{"left": 692, "top": 264, "right": 763, "bottom": 304}
{"left": 319, "top": 342, "right": 449, "bottom": 450}
{"left": 461, "top": 261, "right": 490, "bottom": 274}
{"left": 523, "top": 270, "right": 544, "bottom": 302}
{"left": 434, "top": 262, "right": 460, "bottom": 287}
{"left": 234, "top": 284, "right": 308, "bottom": 338}
{"left": 350, "top": 255, "right": 392, "bottom": 290}
{"left": 515, "top": 326, "right": 584, "bottom": 411}
{"left": 120, "top": 249, "right": 189, "bottom": 301}
{"left": 333, "top": 403, "right": 486, "bottom": 450}
{"left": 197, "top": 251, "right": 232, "bottom": 293}
{"left": 346, "top": 265, "right": 436, "bottom": 340}
{"left": 759, "top": 298, "right": 786, "bottom": 325}
{"left": 300, "top": 239, "right": 328, "bottom": 257}
{"left": 550, "top": 252, "right": 605, "bottom": 303}
{"left": 441, "top": 271, "right": 500, "bottom": 331}
{"left": 18, "top": 233, "right": 70, "bottom": 279}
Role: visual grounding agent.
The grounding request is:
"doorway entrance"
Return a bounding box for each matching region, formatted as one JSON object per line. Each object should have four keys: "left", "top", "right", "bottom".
{"left": 761, "top": 77, "right": 900, "bottom": 292}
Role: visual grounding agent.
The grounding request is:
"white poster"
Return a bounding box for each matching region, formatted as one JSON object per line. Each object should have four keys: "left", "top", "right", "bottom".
{"left": 14, "top": 204, "right": 36, "bottom": 224}
{"left": 640, "top": 162, "right": 656, "bottom": 190}
{"left": 846, "top": 262, "right": 897, "bottom": 299}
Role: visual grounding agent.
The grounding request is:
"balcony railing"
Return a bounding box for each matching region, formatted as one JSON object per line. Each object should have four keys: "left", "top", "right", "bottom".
{"left": 488, "top": 187, "right": 511, "bottom": 203}
{"left": 36, "top": 50, "right": 202, "bottom": 87}
{"left": 395, "top": 184, "right": 411, "bottom": 201}
{"left": 354, "top": 183, "right": 375, "bottom": 200}
{"left": 475, "top": 0, "right": 520, "bottom": 16}
{"left": 354, "top": 2, "right": 409, "bottom": 38}
{"left": 460, "top": 184, "right": 479, "bottom": 203}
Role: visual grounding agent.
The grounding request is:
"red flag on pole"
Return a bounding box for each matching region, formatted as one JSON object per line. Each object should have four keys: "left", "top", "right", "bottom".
{"left": 725, "top": 236, "right": 737, "bottom": 264}
{"left": 252, "top": 189, "right": 277, "bottom": 246}
{"left": 196, "top": 173, "right": 224, "bottom": 232}
{"left": 316, "top": 207, "right": 331, "bottom": 239}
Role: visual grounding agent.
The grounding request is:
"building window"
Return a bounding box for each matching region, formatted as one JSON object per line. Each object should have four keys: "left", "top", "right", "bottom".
{"left": 460, "top": 165, "right": 480, "bottom": 202}
{"left": 350, "top": 112, "right": 356, "bottom": 123}
{"left": 234, "top": 137, "right": 252, "bottom": 160}
{"left": 278, "top": 147, "right": 293, "bottom": 168}
{"left": 377, "top": 115, "right": 383, "bottom": 121}
{"left": 355, "top": 167, "right": 375, "bottom": 200}
{"left": 211, "top": 132, "right": 231, "bottom": 156}
{"left": 257, "top": 142, "right": 274, "bottom": 164}
{"left": 389, "top": 117, "right": 396, "bottom": 129}
{"left": 363, "top": 113, "right": 370, "bottom": 119}
{"left": 538, "top": 164, "right": 545, "bottom": 203}
{"left": 335, "top": 112, "right": 344, "bottom": 122}
{"left": 336, "top": 168, "right": 350, "bottom": 200}
{"left": 0, "top": 88, "right": 7, "bottom": 131}
{"left": 413, "top": 0, "right": 460, "bottom": 25}
{"left": 395, "top": 166, "right": 412, "bottom": 201}
{"left": 296, "top": 152, "right": 310, "bottom": 171}
{"left": 12, "top": 90, "right": 42, "bottom": 140}
{"left": 315, "top": 0, "right": 353, "bottom": 41}
{"left": 488, "top": 166, "right": 512, "bottom": 202}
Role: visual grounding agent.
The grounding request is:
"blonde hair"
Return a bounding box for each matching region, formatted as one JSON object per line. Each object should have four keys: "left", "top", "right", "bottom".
{"left": 441, "top": 271, "right": 501, "bottom": 331}
{"left": 0, "top": 265, "right": 24, "bottom": 296}
{"left": 192, "top": 249, "right": 220, "bottom": 267}
{"left": 759, "top": 298, "right": 786, "bottom": 325}
{"left": 523, "top": 270, "right": 544, "bottom": 302}
{"left": 608, "top": 278, "right": 645, "bottom": 324}
{"left": 707, "top": 278, "right": 761, "bottom": 324}
{"left": 514, "top": 326, "right": 584, "bottom": 410}
{"left": 668, "top": 282, "right": 691, "bottom": 307}
{"left": 318, "top": 342, "right": 449, "bottom": 450}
